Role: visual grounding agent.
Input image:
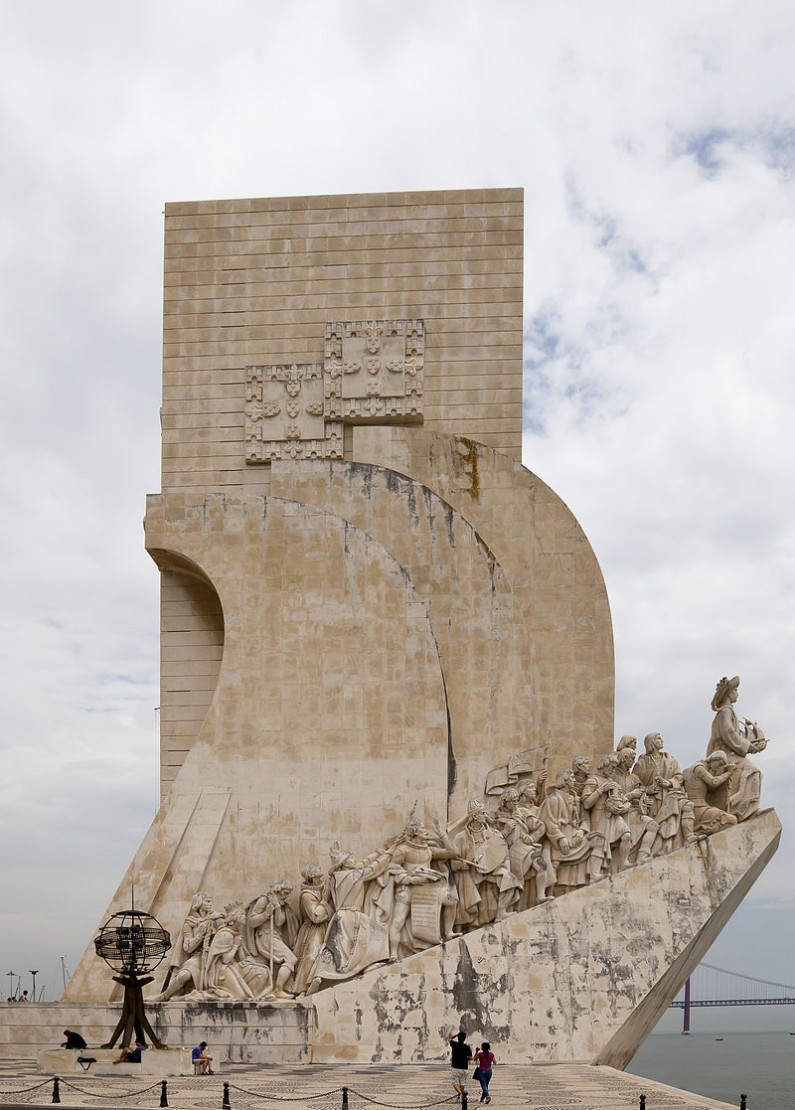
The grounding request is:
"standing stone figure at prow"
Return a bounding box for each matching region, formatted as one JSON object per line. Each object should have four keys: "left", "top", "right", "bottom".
{"left": 706, "top": 675, "right": 767, "bottom": 821}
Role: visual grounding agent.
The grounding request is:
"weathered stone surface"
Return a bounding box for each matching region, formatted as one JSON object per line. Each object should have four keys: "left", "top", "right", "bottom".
{"left": 270, "top": 456, "right": 539, "bottom": 821}
{"left": 157, "top": 189, "right": 525, "bottom": 797}
{"left": 14, "top": 812, "right": 777, "bottom": 1065}
{"left": 67, "top": 492, "right": 452, "bottom": 1001}
{"left": 22, "top": 190, "right": 774, "bottom": 1077}
{"left": 351, "top": 427, "right": 615, "bottom": 773}
{"left": 36, "top": 1047, "right": 194, "bottom": 1076}
{"left": 307, "top": 809, "right": 780, "bottom": 1065}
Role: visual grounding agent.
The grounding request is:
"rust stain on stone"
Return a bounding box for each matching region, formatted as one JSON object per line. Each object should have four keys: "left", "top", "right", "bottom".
{"left": 456, "top": 438, "right": 480, "bottom": 501}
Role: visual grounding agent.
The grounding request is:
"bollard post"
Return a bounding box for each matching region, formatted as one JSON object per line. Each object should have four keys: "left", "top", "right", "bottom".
{"left": 160, "top": 1080, "right": 168, "bottom": 1107}
{"left": 740, "top": 1096, "right": 747, "bottom": 1110}
{"left": 341, "top": 1085, "right": 349, "bottom": 1109}
{"left": 640, "top": 1097, "right": 646, "bottom": 1110}
{"left": 52, "top": 1077, "right": 61, "bottom": 1104}
{"left": 223, "top": 1080, "right": 231, "bottom": 1109}
{"left": 462, "top": 1090, "right": 468, "bottom": 1110}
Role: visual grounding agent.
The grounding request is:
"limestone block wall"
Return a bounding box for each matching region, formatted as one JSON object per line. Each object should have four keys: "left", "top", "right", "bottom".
{"left": 270, "top": 458, "right": 537, "bottom": 819}
{"left": 160, "top": 568, "right": 224, "bottom": 794}
{"left": 147, "top": 492, "right": 451, "bottom": 858}
{"left": 153, "top": 429, "right": 614, "bottom": 801}
{"left": 158, "top": 188, "right": 524, "bottom": 796}
{"left": 353, "top": 428, "right": 614, "bottom": 772}
{"left": 66, "top": 456, "right": 558, "bottom": 1001}
{"left": 0, "top": 1001, "right": 312, "bottom": 1065}
{"left": 161, "top": 188, "right": 523, "bottom": 496}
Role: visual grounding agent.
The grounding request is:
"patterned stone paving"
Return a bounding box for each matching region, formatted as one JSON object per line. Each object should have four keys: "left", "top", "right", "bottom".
{"left": 0, "top": 1060, "right": 736, "bottom": 1110}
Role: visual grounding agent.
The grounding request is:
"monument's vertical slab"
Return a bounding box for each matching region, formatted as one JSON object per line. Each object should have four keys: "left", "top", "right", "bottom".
{"left": 161, "top": 188, "right": 523, "bottom": 494}
{"left": 159, "top": 190, "right": 524, "bottom": 796}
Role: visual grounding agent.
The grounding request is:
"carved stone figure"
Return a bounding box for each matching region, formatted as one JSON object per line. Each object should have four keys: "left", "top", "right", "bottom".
{"left": 245, "top": 880, "right": 300, "bottom": 998}
{"left": 202, "top": 902, "right": 269, "bottom": 1000}
{"left": 310, "top": 843, "right": 393, "bottom": 983}
{"left": 616, "top": 734, "right": 638, "bottom": 758}
{"left": 683, "top": 752, "right": 739, "bottom": 834}
{"left": 581, "top": 754, "right": 632, "bottom": 878}
{"left": 538, "top": 771, "right": 596, "bottom": 894}
{"left": 570, "top": 755, "right": 592, "bottom": 802}
{"left": 516, "top": 778, "right": 539, "bottom": 812}
{"left": 153, "top": 891, "right": 221, "bottom": 1001}
{"left": 148, "top": 705, "right": 756, "bottom": 1003}
{"left": 633, "top": 733, "right": 679, "bottom": 799}
{"left": 495, "top": 788, "right": 549, "bottom": 907}
{"left": 516, "top": 780, "right": 556, "bottom": 902}
{"left": 293, "top": 864, "right": 333, "bottom": 997}
{"left": 386, "top": 818, "right": 459, "bottom": 958}
{"left": 633, "top": 734, "right": 698, "bottom": 853}
{"left": 452, "top": 800, "right": 522, "bottom": 928}
{"left": 609, "top": 744, "right": 658, "bottom": 864}
{"left": 707, "top": 676, "right": 767, "bottom": 821}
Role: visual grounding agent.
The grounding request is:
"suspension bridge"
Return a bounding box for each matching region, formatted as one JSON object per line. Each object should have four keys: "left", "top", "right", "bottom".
{"left": 670, "top": 962, "right": 795, "bottom": 1032}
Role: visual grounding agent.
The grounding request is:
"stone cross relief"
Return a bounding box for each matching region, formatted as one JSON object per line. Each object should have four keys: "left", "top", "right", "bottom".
{"left": 151, "top": 677, "right": 768, "bottom": 1007}
{"left": 245, "top": 319, "right": 425, "bottom": 463}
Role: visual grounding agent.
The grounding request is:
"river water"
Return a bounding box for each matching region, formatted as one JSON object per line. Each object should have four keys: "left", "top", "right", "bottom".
{"left": 626, "top": 1031, "right": 794, "bottom": 1110}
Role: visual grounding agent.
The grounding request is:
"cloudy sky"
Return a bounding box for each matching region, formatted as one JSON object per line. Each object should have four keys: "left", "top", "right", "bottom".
{"left": 1, "top": 1, "right": 793, "bottom": 1018}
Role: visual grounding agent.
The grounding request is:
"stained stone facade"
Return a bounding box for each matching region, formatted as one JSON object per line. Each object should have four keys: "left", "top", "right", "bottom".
{"left": 41, "top": 189, "right": 777, "bottom": 1067}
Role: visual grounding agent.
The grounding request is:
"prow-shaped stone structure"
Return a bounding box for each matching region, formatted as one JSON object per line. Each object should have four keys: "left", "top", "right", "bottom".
{"left": 306, "top": 809, "right": 779, "bottom": 1064}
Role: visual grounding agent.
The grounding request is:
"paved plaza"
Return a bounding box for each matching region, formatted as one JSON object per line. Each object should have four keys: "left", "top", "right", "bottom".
{"left": 0, "top": 1058, "right": 735, "bottom": 1110}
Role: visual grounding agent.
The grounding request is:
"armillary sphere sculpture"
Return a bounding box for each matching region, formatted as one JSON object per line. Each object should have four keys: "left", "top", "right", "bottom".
{"left": 94, "top": 908, "right": 171, "bottom": 1048}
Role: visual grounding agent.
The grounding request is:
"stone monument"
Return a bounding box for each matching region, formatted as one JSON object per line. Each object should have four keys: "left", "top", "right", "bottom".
{"left": 42, "top": 189, "right": 778, "bottom": 1065}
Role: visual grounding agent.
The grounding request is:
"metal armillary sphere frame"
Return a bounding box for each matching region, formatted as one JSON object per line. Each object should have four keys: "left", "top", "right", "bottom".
{"left": 94, "top": 907, "right": 171, "bottom": 1049}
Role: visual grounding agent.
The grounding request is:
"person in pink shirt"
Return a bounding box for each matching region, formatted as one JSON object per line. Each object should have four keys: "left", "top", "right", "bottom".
{"left": 474, "top": 1041, "right": 496, "bottom": 1103}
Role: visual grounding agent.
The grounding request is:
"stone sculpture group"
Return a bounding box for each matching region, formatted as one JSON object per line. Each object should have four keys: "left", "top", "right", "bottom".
{"left": 153, "top": 676, "right": 767, "bottom": 1004}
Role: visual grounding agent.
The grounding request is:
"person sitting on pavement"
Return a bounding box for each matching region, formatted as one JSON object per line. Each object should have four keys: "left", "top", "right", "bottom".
{"left": 114, "top": 1039, "right": 146, "bottom": 1063}
{"left": 192, "top": 1041, "right": 214, "bottom": 1074}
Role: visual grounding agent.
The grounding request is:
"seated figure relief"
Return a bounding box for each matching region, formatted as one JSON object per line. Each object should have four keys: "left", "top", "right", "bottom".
{"left": 153, "top": 675, "right": 768, "bottom": 1001}
{"left": 683, "top": 752, "right": 739, "bottom": 834}
{"left": 245, "top": 881, "right": 300, "bottom": 998}
{"left": 203, "top": 902, "right": 270, "bottom": 1000}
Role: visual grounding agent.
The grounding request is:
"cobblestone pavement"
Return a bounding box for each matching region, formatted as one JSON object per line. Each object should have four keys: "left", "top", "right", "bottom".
{"left": 0, "top": 1059, "right": 736, "bottom": 1110}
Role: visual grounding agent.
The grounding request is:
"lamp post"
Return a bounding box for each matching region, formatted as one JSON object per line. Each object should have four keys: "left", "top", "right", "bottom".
{"left": 29, "top": 970, "right": 39, "bottom": 1002}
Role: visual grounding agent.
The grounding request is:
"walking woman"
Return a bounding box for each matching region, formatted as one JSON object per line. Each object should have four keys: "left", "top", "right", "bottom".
{"left": 475, "top": 1041, "right": 495, "bottom": 1103}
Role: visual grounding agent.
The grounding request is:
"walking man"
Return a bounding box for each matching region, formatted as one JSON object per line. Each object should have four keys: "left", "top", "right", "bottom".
{"left": 447, "top": 1031, "right": 473, "bottom": 1099}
